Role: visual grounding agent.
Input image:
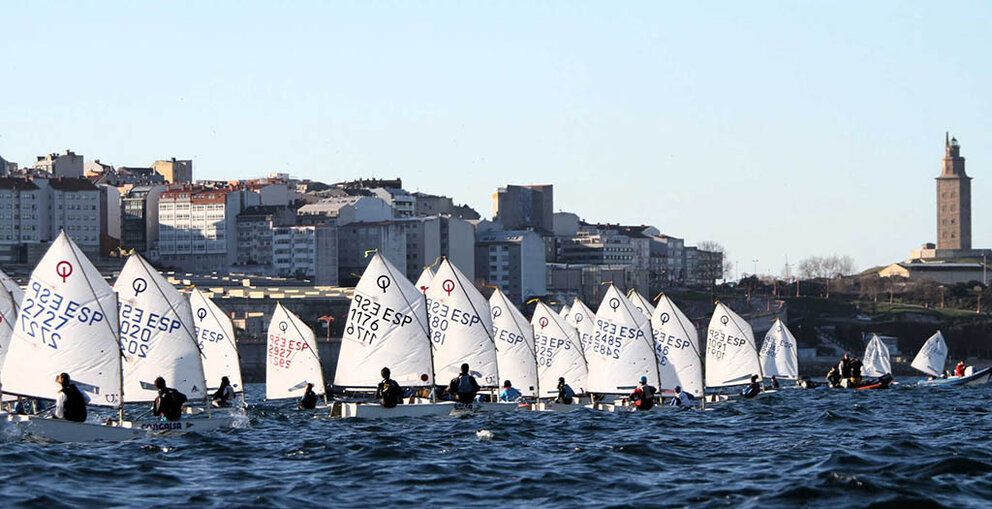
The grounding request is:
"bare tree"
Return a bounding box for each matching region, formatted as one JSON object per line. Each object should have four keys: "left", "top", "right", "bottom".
{"left": 698, "top": 241, "right": 733, "bottom": 281}
{"left": 798, "top": 255, "right": 856, "bottom": 278}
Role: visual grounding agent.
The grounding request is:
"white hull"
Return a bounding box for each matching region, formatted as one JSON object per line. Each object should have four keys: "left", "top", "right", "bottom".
{"left": 451, "top": 401, "right": 527, "bottom": 414}
{"left": 10, "top": 415, "right": 147, "bottom": 442}
{"left": 129, "top": 414, "right": 237, "bottom": 433}
{"left": 533, "top": 399, "right": 589, "bottom": 412}
{"left": 334, "top": 401, "right": 455, "bottom": 419}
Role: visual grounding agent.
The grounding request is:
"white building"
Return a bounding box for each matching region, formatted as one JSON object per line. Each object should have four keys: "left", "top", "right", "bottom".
{"left": 0, "top": 177, "right": 43, "bottom": 263}
{"left": 35, "top": 150, "right": 84, "bottom": 178}
{"left": 43, "top": 178, "right": 101, "bottom": 255}
{"left": 370, "top": 187, "right": 416, "bottom": 217}
{"left": 272, "top": 225, "right": 338, "bottom": 285}
{"left": 157, "top": 186, "right": 260, "bottom": 271}
{"left": 392, "top": 216, "right": 475, "bottom": 281}
{"left": 298, "top": 196, "right": 392, "bottom": 225}
{"left": 475, "top": 230, "right": 547, "bottom": 305}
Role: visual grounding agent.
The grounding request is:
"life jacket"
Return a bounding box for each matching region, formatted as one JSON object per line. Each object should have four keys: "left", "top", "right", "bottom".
{"left": 741, "top": 383, "right": 759, "bottom": 399}
{"left": 61, "top": 384, "right": 87, "bottom": 422}
{"left": 157, "top": 388, "right": 188, "bottom": 420}
{"left": 634, "top": 385, "right": 655, "bottom": 410}
{"left": 457, "top": 374, "right": 475, "bottom": 394}
{"left": 299, "top": 390, "right": 317, "bottom": 409}
{"left": 381, "top": 379, "right": 401, "bottom": 408}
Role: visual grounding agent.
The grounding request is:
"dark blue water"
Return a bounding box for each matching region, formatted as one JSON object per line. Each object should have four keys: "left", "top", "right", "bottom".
{"left": 1, "top": 380, "right": 990, "bottom": 508}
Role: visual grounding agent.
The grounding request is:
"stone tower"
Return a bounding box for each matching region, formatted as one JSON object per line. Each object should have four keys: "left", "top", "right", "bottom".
{"left": 936, "top": 132, "right": 971, "bottom": 250}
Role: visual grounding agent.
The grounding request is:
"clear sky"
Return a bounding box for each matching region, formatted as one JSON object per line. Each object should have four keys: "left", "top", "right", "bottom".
{"left": 1, "top": 1, "right": 990, "bottom": 276}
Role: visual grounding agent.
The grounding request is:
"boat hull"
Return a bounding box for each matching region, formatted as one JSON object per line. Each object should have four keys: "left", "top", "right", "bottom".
{"left": 917, "top": 367, "right": 992, "bottom": 387}
{"left": 10, "top": 415, "right": 147, "bottom": 442}
{"left": 334, "top": 401, "right": 455, "bottom": 419}
{"left": 451, "top": 402, "right": 527, "bottom": 414}
{"left": 129, "top": 414, "right": 237, "bottom": 433}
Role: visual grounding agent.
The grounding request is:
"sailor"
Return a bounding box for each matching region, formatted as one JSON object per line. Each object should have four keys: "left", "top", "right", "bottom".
{"left": 769, "top": 376, "right": 781, "bottom": 389}
{"left": 839, "top": 353, "right": 852, "bottom": 379}
{"left": 449, "top": 363, "right": 480, "bottom": 404}
{"left": 54, "top": 373, "right": 90, "bottom": 422}
{"left": 826, "top": 367, "right": 841, "bottom": 388}
{"left": 498, "top": 380, "right": 522, "bottom": 402}
{"left": 850, "top": 357, "right": 863, "bottom": 386}
{"left": 556, "top": 377, "right": 575, "bottom": 405}
{"left": 740, "top": 374, "right": 761, "bottom": 399}
{"left": 152, "top": 377, "right": 188, "bottom": 421}
{"left": 376, "top": 367, "right": 403, "bottom": 408}
{"left": 211, "top": 376, "right": 236, "bottom": 408}
{"left": 629, "top": 375, "right": 656, "bottom": 410}
{"left": 298, "top": 383, "right": 318, "bottom": 410}
{"left": 955, "top": 361, "right": 966, "bottom": 377}
{"left": 670, "top": 385, "right": 693, "bottom": 407}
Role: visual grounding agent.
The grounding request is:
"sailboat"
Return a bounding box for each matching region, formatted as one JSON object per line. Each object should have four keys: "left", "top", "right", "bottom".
{"left": 855, "top": 334, "right": 893, "bottom": 390}
{"left": 759, "top": 318, "right": 799, "bottom": 383}
{"left": 425, "top": 259, "right": 502, "bottom": 411}
{"left": 914, "top": 331, "right": 991, "bottom": 386}
{"left": 558, "top": 303, "right": 571, "bottom": 319}
{"left": 114, "top": 254, "right": 234, "bottom": 431}
{"left": 0, "top": 268, "right": 25, "bottom": 406}
{"left": 414, "top": 266, "right": 434, "bottom": 294}
{"left": 189, "top": 287, "right": 245, "bottom": 404}
{"left": 652, "top": 295, "right": 704, "bottom": 404}
{"left": 2, "top": 232, "right": 145, "bottom": 441}
{"left": 489, "top": 288, "right": 538, "bottom": 404}
{"left": 567, "top": 298, "right": 596, "bottom": 355}
{"left": 531, "top": 301, "right": 588, "bottom": 412}
{"left": 627, "top": 289, "right": 655, "bottom": 317}
{"left": 586, "top": 285, "right": 659, "bottom": 411}
{"left": 266, "top": 303, "right": 327, "bottom": 406}
{"left": 706, "top": 302, "right": 765, "bottom": 400}
{"left": 331, "top": 253, "right": 452, "bottom": 418}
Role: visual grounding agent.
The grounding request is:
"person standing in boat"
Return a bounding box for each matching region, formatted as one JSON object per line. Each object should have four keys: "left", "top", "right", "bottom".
{"left": 449, "top": 363, "right": 481, "bottom": 404}
{"left": 498, "top": 380, "right": 522, "bottom": 402}
{"left": 850, "top": 357, "right": 863, "bottom": 386}
{"left": 955, "top": 361, "right": 966, "bottom": 377}
{"left": 298, "top": 383, "right": 318, "bottom": 410}
{"left": 54, "top": 373, "right": 90, "bottom": 422}
{"left": 211, "top": 376, "right": 236, "bottom": 408}
{"left": 670, "top": 385, "right": 693, "bottom": 407}
{"left": 629, "top": 375, "right": 657, "bottom": 410}
{"left": 556, "top": 377, "right": 575, "bottom": 405}
{"left": 152, "top": 377, "right": 188, "bottom": 421}
{"left": 741, "top": 374, "right": 761, "bottom": 399}
{"left": 375, "top": 368, "right": 403, "bottom": 408}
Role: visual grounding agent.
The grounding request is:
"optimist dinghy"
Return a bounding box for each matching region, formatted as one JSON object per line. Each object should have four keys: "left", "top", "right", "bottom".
{"left": 531, "top": 301, "right": 588, "bottom": 412}
{"left": 266, "top": 302, "right": 328, "bottom": 408}
{"left": 330, "top": 254, "right": 452, "bottom": 419}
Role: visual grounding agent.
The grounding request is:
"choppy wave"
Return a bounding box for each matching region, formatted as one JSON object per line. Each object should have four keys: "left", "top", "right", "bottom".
{"left": 1, "top": 380, "right": 990, "bottom": 508}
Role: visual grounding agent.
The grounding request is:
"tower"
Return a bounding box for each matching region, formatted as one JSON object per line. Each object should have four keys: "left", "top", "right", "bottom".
{"left": 936, "top": 132, "right": 971, "bottom": 250}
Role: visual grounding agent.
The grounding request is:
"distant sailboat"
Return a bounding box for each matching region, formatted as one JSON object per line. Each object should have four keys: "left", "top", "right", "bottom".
{"left": 558, "top": 303, "right": 571, "bottom": 319}
{"left": 910, "top": 331, "right": 947, "bottom": 378}
{"left": 587, "top": 285, "right": 659, "bottom": 396}
{"left": 189, "top": 287, "right": 244, "bottom": 396}
{"left": 531, "top": 301, "right": 587, "bottom": 411}
{"left": 861, "top": 334, "right": 891, "bottom": 378}
{"left": 759, "top": 318, "right": 799, "bottom": 381}
{"left": 0, "top": 268, "right": 24, "bottom": 393}
{"left": 567, "top": 298, "right": 596, "bottom": 355}
{"left": 489, "top": 288, "right": 538, "bottom": 397}
{"left": 652, "top": 295, "right": 704, "bottom": 399}
{"left": 705, "top": 302, "right": 762, "bottom": 388}
{"left": 627, "top": 290, "right": 655, "bottom": 317}
{"left": 266, "top": 303, "right": 326, "bottom": 404}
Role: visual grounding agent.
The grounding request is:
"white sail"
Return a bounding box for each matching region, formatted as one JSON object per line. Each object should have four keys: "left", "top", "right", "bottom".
{"left": 334, "top": 253, "right": 433, "bottom": 388}
{"left": 0, "top": 268, "right": 25, "bottom": 376}
{"left": 115, "top": 254, "right": 205, "bottom": 403}
{"left": 532, "top": 302, "right": 587, "bottom": 397}
{"left": 587, "top": 285, "right": 659, "bottom": 393}
{"left": 425, "top": 259, "right": 498, "bottom": 387}
{"left": 414, "top": 267, "right": 434, "bottom": 295}
{"left": 1, "top": 232, "right": 121, "bottom": 406}
{"left": 489, "top": 288, "right": 538, "bottom": 396}
{"left": 627, "top": 290, "right": 655, "bottom": 317}
{"left": 706, "top": 302, "right": 761, "bottom": 388}
{"left": 759, "top": 319, "right": 799, "bottom": 380}
{"left": 558, "top": 304, "right": 571, "bottom": 319}
{"left": 910, "top": 331, "right": 947, "bottom": 377}
{"left": 652, "top": 295, "right": 704, "bottom": 397}
{"left": 567, "top": 298, "right": 596, "bottom": 355}
{"left": 189, "top": 288, "right": 243, "bottom": 392}
{"left": 266, "top": 303, "right": 325, "bottom": 400}
{"left": 862, "top": 334, "right": 892, "bottom": 377}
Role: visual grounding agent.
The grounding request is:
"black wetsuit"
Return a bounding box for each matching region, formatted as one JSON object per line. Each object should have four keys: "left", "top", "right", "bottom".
{"left": 153, "top": 388, "right": 188, "bottom": 421}
{"left": 376, "top": 378, "right": 403, "bottom": 408}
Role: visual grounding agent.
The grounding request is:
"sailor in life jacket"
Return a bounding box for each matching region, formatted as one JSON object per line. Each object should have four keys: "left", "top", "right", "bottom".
{"left": 556, "top": 377, "right": 575, "bottom": 405}
{"left": 448, "top": 363, "right": 480, "bottom": 404}
{"left": 498, "top": 380, "right": 522, "bottom": 402}
{"left": 740, "top": 374, "right": 761, "bottom": 399}
{"left": 955, "top": 361, "right": 966, "bottom": 377}
{"left": 629, "top": 376, "right": 656, "bottom": 410}
{"left": 376, "top": 367, "right": 404, "bottom": 408}
{"left": 55, "top": 372, "right": 90, "bottom": 422}
{"left": 670, "top": 385, "right": 693, "bottom": 407}
{"left": 152, "top": 376, "right": 189, "bottom": 421}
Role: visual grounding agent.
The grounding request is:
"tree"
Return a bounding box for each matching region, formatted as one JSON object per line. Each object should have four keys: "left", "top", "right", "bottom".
{"left": 698, "top": 241, "right": 732, "bottom": 281}
{"left": 798, "top": 255, "right": 856, "bottom": 278}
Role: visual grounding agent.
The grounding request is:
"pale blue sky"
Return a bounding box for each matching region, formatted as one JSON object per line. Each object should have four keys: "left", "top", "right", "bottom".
{"left": 1, "top": 1, "right": 990, "bottom": 275}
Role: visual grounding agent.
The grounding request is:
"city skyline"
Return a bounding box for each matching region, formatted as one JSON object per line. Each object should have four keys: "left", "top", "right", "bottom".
{"left": 2, "top": 2, "right": 991, "bottom": 274}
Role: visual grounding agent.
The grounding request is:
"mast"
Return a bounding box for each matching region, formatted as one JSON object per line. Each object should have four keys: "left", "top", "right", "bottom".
{"left": 421, "top": 270, "right": 437, "bottom": 403}
{"left": 115, "top": 292, "right": 125, "bottom": 423}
